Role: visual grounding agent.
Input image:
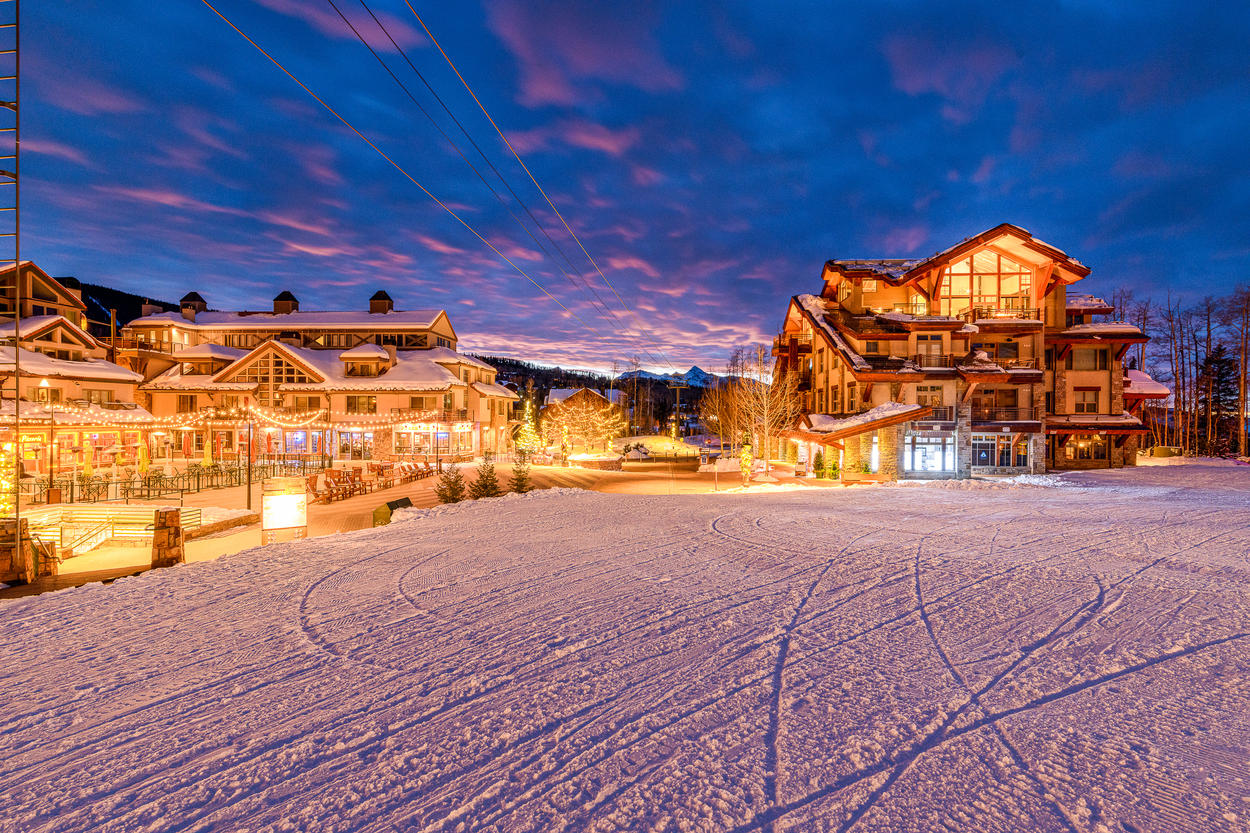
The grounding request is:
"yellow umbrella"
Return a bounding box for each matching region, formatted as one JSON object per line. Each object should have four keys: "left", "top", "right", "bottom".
{"left": 82, "top": 444, "right": 94, "bottom": 479}
{"left": 137, "top": 441, "right": 150, "bottom": 475}
{"left": 202, "top": 436, "right": 214, "bottom": 467}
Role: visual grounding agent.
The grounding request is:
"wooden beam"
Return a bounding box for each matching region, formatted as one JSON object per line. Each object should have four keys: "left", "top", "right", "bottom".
{"left": 1115, "top": 342, "right": 1132, "bottom": 362}
{"left": 1055, "top": 343, "right": 1072, "bottom": 362}
{"left": 861, "top": 381, "right": 874, "bottom": 401}
{"left": 961, "top": 381, "right": 979, "bottom": 404}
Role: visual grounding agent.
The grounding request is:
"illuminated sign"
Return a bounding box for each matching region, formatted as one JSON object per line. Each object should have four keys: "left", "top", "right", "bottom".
{"left": 262, "top": 475, "right": 308, "bottom": 543}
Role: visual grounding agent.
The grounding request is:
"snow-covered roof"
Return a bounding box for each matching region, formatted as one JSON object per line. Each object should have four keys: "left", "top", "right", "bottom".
{"left": 0, "top": 346, "right": 142, "bottom": 383}
{"left": 545, "top": 387, "right": 622, "bottom": 406}
{"left": 143, "top": 365, "right": 257, "bottom": 391}
{"left": 173, "top": 343, "right": 249, "bottom": 361}
{"left": 1066, "top": 294, "right": 1112, "bottom": 310}
{"left": 274, "top": 344, "right": 463, "bottom": 392}
{"left": 1124, "top": 369, "right": 1170, "bottom": 397}
{"left": 1060, "top": 322, "right": 1145, "bottom": 336}
{"left": 1047, "top": 411, "right": 1146, "bottom": 429}
{"left": 0, "top": 399, "right": 155, "bottom": 424}
{"left": 426, "top": 347, "right": 494, "bottom": 371}
{"left": 796, "top": 295, "right": 872, "bottom": 372}
{"left": 339, "top": 343, "right": 390, "bottom": 360}
{"left": 803, "top": 402, "right": 926, "bottom": 434}
{"left": 823, "top": 223, "right": 1089, "bottom": 285}
{"left": 128, "top": 309, "right": 445, "bottom": 330}
{"left": 472, "top": 381, "right": 519, "bottom": 399}
{"left": 0, "top": 314, "right": 103, "bottom": 347}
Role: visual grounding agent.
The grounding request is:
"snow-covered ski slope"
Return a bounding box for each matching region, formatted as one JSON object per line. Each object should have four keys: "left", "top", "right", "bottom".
{"left": 2, "top": 462, "right": 1249, "bottom": 832}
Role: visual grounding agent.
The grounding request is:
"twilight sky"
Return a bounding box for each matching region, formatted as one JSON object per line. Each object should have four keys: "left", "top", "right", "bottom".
{"left": 23, "top": 2, "right": 1250, "bottom": 371}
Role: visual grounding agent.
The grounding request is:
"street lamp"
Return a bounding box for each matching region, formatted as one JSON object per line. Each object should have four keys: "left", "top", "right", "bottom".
{"left": 38, "top": 378, "right": 53, "bottom": 477}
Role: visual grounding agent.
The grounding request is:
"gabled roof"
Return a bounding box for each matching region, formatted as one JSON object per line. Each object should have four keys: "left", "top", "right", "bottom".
{"left": 0, "top": 314, "right": 103, "bottom": 349}
{"left": 0, "top": 345, "right": 142, "bottom": 383}
{"left": 0, "top": 262, "right": 88, "bottom": 310}
{"left": 822, "top": 223, "right": 1092, "bottom": 286}
{"left": 172, "top": 342, "right": 249, "bottom": 362}
{"left": 340, "top": 343, "right": 390, "bottom": 360}
{"left": 213, "top": 340, "right": 328, "bottom": 385}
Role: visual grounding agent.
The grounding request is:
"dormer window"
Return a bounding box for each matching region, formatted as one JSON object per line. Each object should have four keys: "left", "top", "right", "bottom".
{"left": 345, "top": 362, "right": 379, "bottom": 377}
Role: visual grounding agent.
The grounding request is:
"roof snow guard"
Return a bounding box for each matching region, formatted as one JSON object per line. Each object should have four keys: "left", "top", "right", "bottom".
{"left": 822, "top": 223, "right": 1091, "bottom": 286}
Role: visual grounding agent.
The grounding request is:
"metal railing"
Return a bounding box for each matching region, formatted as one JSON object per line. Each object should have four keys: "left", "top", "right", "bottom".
{"left": 971, "top": 406, "right": 1041, "bottom": 422}
{"left": 960, "top": 305, "right": 1041, "bottom": 323}
{"left": 997, "top": 357, "right": 1039, "bottom": 370}
{"left": 24, "top": 458, "right": 327, "bottom": 505}
{"left": 772, "top": 332, "right": 812, "bottom": 354}
{"left": 909, "top": 353, "right": 958, "bottom": 367}
{"left": 914, "top": 405, "right": 955, "bottom": 422}
{"left": 111, "top": 336, "right": 177, "bottom": 354}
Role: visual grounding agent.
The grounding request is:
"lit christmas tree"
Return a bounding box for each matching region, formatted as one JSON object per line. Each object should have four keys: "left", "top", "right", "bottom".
{"left": 0, "top": 441, "right": 15, "bottom": 517}
{"left": 514, "top": 397, "right": 542, "bottom": 459}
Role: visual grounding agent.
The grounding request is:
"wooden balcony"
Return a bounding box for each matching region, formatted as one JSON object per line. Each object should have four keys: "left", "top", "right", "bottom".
{"left": 971, "top": 406, "right": 1041, "bottom": 423}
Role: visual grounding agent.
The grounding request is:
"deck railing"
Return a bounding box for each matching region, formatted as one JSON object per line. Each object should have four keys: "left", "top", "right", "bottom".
{"left": 971, "top": 406, "right": 1041, "bottom": 422}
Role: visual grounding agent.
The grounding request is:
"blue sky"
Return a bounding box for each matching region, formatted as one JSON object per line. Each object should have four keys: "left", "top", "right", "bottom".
{"left": 21, "top": 1, "right": 1250, "bottom": 370}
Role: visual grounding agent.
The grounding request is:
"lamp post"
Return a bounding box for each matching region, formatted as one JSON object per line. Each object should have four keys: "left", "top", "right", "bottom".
{"left": 38, "top": 378, "right": 53, "bottom": 478}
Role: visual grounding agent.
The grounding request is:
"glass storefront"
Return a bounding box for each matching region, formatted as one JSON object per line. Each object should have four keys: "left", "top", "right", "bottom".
{"left": 905, "top": 434, "right": 956, "bottom": 472}
{"left": 972, "top": 433, "right": 1029, "bottom": 467}
{"left": 338, "top": 431, "right": 374, "bottom": 460}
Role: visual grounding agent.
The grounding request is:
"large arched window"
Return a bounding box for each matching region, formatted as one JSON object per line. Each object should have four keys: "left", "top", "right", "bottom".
{"left": 938, "top": 251, "right": 1032, "bottom": 317}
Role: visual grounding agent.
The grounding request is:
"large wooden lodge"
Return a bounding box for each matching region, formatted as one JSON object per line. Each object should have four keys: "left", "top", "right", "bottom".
{"left": 117, "top": 290, "right": 517, "bottom": 464}
{"left": 775, "top": 223, "right": 1169, "bottom": 479}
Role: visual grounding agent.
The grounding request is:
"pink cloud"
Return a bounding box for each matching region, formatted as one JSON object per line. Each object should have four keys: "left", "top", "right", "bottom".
{"left": 877, "top": 225, "right": 929, "bottom": 254}
{"left": 970, "top": 156, "right": 996, "bottom": 184}
{"left": 631, "top": 165, "right": 664, "bottom": 186}
{"left": 606, "top": 256, "right": 661, "bottom": 279}
{"left": 413, "top": 233, "right": 466, "bottom": 256}
{"left": 24, "top": 138, "right": 91, "bottom": 167}
{"left": 881, "top": 35, "right": 1015, "bottom": 124}
{"left": 259, "top": 212, "right": 333, "bottom": 237}
{"left": 486, "top": 0, "right": 683, "bottom": 107}
{"left": 509, "top": 119, "right": 641, "bottom": 157}
{"left": 253, "top": 0, "right": 424, "bottom": 51}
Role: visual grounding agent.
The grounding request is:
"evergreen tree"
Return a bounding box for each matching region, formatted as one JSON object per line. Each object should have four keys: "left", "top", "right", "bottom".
{"left": 514, "top": 397, "right": 542, "bottom": 459}
{"left": 739, "top": 443, "right": 754, "bottom": 487}
{"left": 434, "top": 465, "right": 467, "bottom": 503}
{"left": 469, "top": 461, "right": 503, "bottom": 499}
{"left": 813, "top": 449, "right": 824, "bottom": 479}
{"left": 508, "top": 459, "right": 533, "bottom": 493}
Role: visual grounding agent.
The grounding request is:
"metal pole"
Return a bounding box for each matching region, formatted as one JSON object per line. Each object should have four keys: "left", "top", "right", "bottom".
{"left": 9, "top": 0, "right": 19, "bottom": 563}
{"left": 246, "top": 418, "right": 253, "bottom": 511}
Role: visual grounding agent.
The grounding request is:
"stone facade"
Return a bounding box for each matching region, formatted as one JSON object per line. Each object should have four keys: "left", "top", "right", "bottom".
{"left": 151, "top": 509, "right": 185, "bottom": 569}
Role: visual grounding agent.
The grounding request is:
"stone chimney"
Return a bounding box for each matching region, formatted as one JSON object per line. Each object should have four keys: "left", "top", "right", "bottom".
{"left": 273, "top": 291, "right": 299, "bottom": 315}
{"left": 369, "top": 290, "right": 394, "bottom": 314}
{"left": 140, "top": 302, "right": 163, "bottom": 317}
{"left": 180, "top": 291, "right": 207, "bottom": 322}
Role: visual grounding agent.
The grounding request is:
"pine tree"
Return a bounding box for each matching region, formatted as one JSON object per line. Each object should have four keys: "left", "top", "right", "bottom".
{"left": 469, "top": 461, "right": 503, "bottom": 499}
{"left": 508, "top": 459, "right": 533, "bottom": 494}
{"left": 813, "top": 449, "right": 824, "bottom": 479}
{"left": 434, "top": 465, "right": 467, "bottom": 503}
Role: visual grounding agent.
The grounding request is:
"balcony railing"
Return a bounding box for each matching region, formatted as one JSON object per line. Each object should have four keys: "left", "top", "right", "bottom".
{"left": 914, "top": 405, "right": 954, "bottom": 422}
{"left": 111, "top": 337, "right": 177, "bottom": 354}
{"left": 961, "top": 305, "right": 1042, "bottom": 323}
{"left": 971, "top": 406, "right": 1041, "bottom": 422}
{"left": 389, "top": 407, "right": 470, "bottom": 423}
{"left": 910, "top": 353, "right": 958, "bottom": 368}
{"left": 998, "top": 357, "right": 1039, "bottom": 370}
{"left": 772, "top": 332, "right": 812, "bottom": 354}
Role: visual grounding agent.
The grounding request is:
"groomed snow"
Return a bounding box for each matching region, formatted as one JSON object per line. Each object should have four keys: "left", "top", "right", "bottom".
{"left": 2, "top": 463, "right": 1248, "bottom": 832}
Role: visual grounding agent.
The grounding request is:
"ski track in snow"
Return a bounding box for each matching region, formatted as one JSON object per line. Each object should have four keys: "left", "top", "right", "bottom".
{"left": 2, "top": 468, "right": 1249, "bottom": 832}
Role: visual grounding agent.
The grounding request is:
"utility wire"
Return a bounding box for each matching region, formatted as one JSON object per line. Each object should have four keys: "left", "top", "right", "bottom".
{"left": 354, "top": 0, "right": 635, "bottom": 341}
{"left": 403, "top": 2, "right": 681, "bottom": 374}
{"left": 329, "top": 0, "right": 665, "bottom": 367}
{"left": 198, "top": 0, "right": 601, "bottom": 341}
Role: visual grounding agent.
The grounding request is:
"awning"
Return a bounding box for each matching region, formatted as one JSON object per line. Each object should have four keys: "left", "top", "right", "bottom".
{"left": 781, "top": 402, "right": 933, "bottom": 446}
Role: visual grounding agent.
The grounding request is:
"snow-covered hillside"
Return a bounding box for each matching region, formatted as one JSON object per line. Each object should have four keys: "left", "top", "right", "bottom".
{"left": 2, "top": 464, "right": 1248, "bottom": 832}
